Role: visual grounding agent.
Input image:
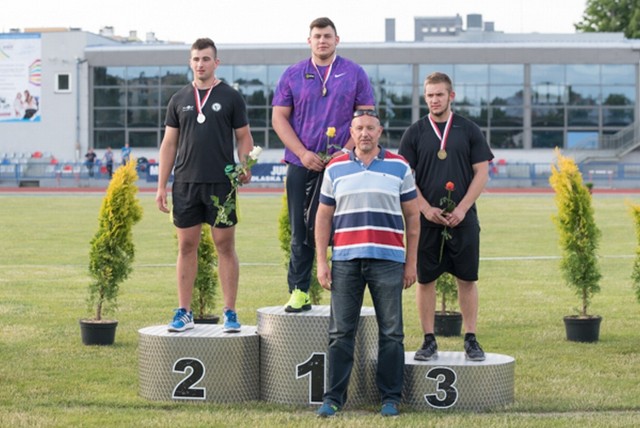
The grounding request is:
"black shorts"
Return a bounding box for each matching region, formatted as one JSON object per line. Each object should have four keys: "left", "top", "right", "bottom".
{"left": 417, "top": 223, "right": 480, "bottom": 284}
{"left": 171, "top": 182, "right": 237, "bottom": 229}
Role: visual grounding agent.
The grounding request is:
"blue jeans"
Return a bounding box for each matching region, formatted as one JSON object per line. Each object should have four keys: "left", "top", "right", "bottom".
{"left": 324, "top": 259, "right": 405, "bottom": 407}
{"left": 286, "top": 164, "right": 317, "bottom": 293}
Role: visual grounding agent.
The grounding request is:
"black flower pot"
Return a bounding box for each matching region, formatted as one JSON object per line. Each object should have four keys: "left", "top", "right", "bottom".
{"left": 435, "top": 311, "right": 463, "bottom": 337}
{"left": 563, "top": 315, "right": 602, "bottom": 343}
{"left": 79, "top": 319, "right": 118, "bottom": 345}
{"left": 194, "top": 314, "right": 220, "bottom": 325}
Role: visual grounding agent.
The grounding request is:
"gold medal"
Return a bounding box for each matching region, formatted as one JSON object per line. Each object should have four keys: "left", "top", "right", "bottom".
{"left": 322, "top": 87, "right": 327, "bottom": 97}
{"left": 437, "top": 149, "right": 447, "bottom": 160}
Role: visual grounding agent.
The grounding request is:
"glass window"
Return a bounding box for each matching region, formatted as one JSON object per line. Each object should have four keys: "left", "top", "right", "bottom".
{"left": 127, "top": 109, "right": 159, "bottom": 127}
{"left": 379, "top": 85, "right": 413, "bottom": 106}
{"left": 490, "top": 107, "right": 523, "bottom": 126}
{"left": 454, "top": 64, "right": 488, "bottom": 84}
{"left": 602, "top": 86, "right": 635, "bottom": 105}
{"left": 566, "top": 64, "right": 599, "bottom": 84}
{"left": 94, "top": 109, "right": 125, "bottom": 127}
{"left": 601, "top": 64, "right": 635, "bottom": 85}
{"left": 532, "top": 130, "right": 564, "bottom": 148}
{"left": 532, "top": 83, "right": 566, "bottom": 105}
{"left": 490, "top": 130, "right": 524, "bottom": 149}
{"left": 531, "top": 64, "right": 564, "bottom": 85}
{"left": 247, "top": 108, "right": 268, "bottom": 128}
{"left": 379, "top": 106, "right": 412, "bottom": 128}
{"left": 454, "top": 106, "right": 488, "bottom": 127}
{"left": 251, "top": 129, "right": 266, "bottom": 146}
{"left": 378, "top": 65, "right": 412, "bottom": 85}
{"left": 127, "top": 88, "right": 159, "bottom": 107}
{"left": 489, "top": 65, "right": 523, "bottom": 84}
{"left": 568, "top": 86, "right": 599, "bottom": 105}
{"left": 93, "top": 66, "right": 126, "bottom": 86}
{"left": 161, "top": 87, "right": 182, "bottom": 106}
{"left": 489, "top": 86, "right": 524, "bottom": 106}
{"left": 454, "top": 84, "right": 488, "bottom": 106}
{"left": 94, "top": 88, "right": 125, "bottom": 107}
{"left": 238, "top": 85, "right": 268, "bottom": 106}
{"left": 268, "top": 65, "right": 288, "bottom": 86}
{"left": 127, "top": 66, "right": 160, "bottom": 86}
{"left": 603, "top": 108, "right": 634, "bottom": 126}
{"left": 128, "top": 131, "right": 159, "bottom": 148}
{"left": 379, "top": 129, "right": 406, "bottom": 149}
{"left": 567, "top": 108, "right": 598, "bottom": 126}
{"left": 362, "top": 64, "right": 378, "bottom": 85}
{"left": 215, "top": 65, "right": 233, "bottom": 84}
{"left": 567, "top": 131, "right": 598, "bottom": 149}
{"left": 160, "top": 66, "right": 190, "bottom": 85}
{"left": 419, "top": 64, "right": 454, "bottom": 82}
{"left": 234, "top": 65, "right": 267, "bottom": 85}
{"left": 268, "top": 129, "right": 284, "bottom": 149}
{"left": 94, "top": 130, "right": 125, "bottom": 149}
{"left": 532, "top": 107, "right": 564, "bottom": 127}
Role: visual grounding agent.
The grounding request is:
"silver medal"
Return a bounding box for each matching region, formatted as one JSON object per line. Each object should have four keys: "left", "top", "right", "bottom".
{"left": 197, "top": 113, "right": 206, "bottom": 124}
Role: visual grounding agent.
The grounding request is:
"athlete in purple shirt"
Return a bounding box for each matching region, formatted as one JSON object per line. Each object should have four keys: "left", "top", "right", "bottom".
{"left": 272, "top": 17, "right": 375, "bottom": 312}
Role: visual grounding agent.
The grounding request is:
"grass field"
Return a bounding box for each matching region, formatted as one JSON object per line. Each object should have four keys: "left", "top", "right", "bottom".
{"left": 1, "top": 191, "right": 639, "bottom": 427}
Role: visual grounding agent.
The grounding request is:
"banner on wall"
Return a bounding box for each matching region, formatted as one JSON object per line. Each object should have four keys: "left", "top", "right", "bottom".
{"left": 0, "top": 33, "right": 42, "bottom": 123}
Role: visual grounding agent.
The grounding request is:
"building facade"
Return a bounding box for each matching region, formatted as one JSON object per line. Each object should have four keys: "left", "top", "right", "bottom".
{"left": 2, "top": 27, "right": 640, "bottom": 166}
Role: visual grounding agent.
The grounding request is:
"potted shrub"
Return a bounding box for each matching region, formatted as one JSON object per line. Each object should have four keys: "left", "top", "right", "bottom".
{"left": 549, "top": 148, "right": 602, "bottom": 342}
{"left": 435, "top": 272, "right": 462, "bottom": 336}
{"left": 81, "top": 160, "right": 142, "bottom": 345}
{"left": 192, "top": 224, "right": 220, "bottom": 324}
{"left": 630, "top": 203, "right": 640, "bottom": 303}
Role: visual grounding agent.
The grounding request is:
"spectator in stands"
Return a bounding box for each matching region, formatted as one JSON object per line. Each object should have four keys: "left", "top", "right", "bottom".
{"left": 85, "top": 149, "right": 97, "bottom": 177}
{"left": 121, "top": 143, "right": 131, "bottom": 165}
{"left": 103, "top": 147, "right": 114, "bottom": 179}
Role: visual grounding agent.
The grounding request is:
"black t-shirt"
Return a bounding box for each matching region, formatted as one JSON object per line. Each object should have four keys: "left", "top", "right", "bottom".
{"left": 398, "top": 113, "right": 494, "bottom": 227}
{"left": 165, "top": 82, "right": 249, "bottom": 183}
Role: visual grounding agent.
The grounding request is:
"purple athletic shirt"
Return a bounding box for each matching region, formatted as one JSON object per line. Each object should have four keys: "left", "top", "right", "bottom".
{"left": 272, "top": 55, "right": 375, "bottom": 167}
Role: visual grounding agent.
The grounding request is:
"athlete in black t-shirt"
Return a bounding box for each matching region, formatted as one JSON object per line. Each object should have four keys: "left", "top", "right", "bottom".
{"left": 399, "top": 71, "right": 494, "bottom": 362}
{"left": 156, "top": 38, "right": 254, "bottom": 334}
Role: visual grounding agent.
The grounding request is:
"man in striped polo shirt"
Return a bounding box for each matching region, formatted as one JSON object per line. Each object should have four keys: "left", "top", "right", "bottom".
{"left": 314, "top": 110, "right": 420, "bottom": 418}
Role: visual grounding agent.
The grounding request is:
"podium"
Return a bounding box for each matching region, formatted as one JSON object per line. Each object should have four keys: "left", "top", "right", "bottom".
{"left": 138, "top": 325, "right": 259, "bottom": 402}
{"left": 257, "top": 305, "right": 378, "bottom": 406}
{"left": 138, "top": 308, "right": 515, "bottom": 411}
{"left": 403, "top": 351, "right": 515, "bottom": 411}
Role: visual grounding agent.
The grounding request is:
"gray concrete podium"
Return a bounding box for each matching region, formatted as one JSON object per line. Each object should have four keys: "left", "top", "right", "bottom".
{"left": 403, "top": 351, "right": 515, "bottom": 411}
{"left": 138, "top": 325, "right": 259, "bottom": 402}
{"left": 257, "top": 305, "right": 378, "bottom": 406}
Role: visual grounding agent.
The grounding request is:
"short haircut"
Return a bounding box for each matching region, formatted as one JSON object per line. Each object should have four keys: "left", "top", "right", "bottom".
{"left": 424, "top": 72, "right": 453, "bottom": 91}
{"left": 309, "top": 17, "right": 337, "bottom": 35}
{"left": 191, "top": 38, "right": 217, "bottom": 58}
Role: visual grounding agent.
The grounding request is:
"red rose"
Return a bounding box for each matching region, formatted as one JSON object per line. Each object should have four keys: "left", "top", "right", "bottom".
{"left": 445, "top": 181, "right": 455, "bottom": 191}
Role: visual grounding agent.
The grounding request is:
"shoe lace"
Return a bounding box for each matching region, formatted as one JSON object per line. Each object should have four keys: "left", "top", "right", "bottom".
{"left": 466, "top": 338, "right": 482, "bottom": 352}
{"left": 225, "top": 310, "right": 237, "bottom": 323}
{"left": 173, "top": 308, "right": 187, "bottom": 322}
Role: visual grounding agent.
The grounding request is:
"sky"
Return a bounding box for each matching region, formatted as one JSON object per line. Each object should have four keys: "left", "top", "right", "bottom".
{"left": 2, "top": 0, "right": 588, "bottom": 44}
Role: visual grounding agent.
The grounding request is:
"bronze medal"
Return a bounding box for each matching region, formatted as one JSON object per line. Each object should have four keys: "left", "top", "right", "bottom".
{"left": 437, "top": 149, "right": 447, "bottom": 160}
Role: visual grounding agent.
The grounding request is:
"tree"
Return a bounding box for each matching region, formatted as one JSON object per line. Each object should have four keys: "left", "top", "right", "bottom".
{"left": 575, "top": 0, "right": 640, "bottom": 39}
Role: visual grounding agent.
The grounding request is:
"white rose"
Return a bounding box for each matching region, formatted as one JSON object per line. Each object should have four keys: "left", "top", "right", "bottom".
{"left": 249, "top": 146, "right": 262, "bottom": 160}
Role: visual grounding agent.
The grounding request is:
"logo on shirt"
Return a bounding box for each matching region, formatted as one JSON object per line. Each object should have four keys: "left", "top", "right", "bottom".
{"left": 211, "top": 103, "right": 222, "bottom": 112}
{"left": 182, "top": 105, "right": 195, "bottom": 112}
{"left": 305, "top": 73, "right": 315, "bottom": 80}
{"left": 335, "top": 72, "right": 347, "bottom": 78}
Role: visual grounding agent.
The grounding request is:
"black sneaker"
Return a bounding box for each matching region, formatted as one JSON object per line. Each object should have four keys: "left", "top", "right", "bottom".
{"left": 414, "top": 337, "right": 438, "bottom": 361}
{"left": 464, "top": 336, "right": 486, "bottom": 361}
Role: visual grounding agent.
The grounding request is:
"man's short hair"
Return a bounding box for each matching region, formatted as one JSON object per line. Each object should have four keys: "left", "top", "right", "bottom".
{"left": 191, "top": 38, "right": 217, "bottom": 58}
{"left": 424, "top": 72, "right": 453, "bottom": 91}
{"left": 310, "top": 17, "right": 337, "bottom": 35}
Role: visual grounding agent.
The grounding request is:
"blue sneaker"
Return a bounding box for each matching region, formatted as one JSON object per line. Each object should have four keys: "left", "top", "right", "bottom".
{"left": 223, "top": 309, "right": 241, "bottom": 333}
{"left": 316, "top": 402, "right": 339, "bottom": 418}
{"left": 381, "top": 402, "right": 399, "bottom": 417}
{"left": 168, "top": 308, "right": 194, "bottom": 332}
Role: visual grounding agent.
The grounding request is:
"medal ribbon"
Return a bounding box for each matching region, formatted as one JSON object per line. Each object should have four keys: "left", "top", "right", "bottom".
{"left": 193, "top": 82, "right": 214, "bottom": 118}
{"left": 311, "top": 55, "right": 336, "bottom": 96}
{"left": 428, "top": 112, "right": 454, "bottom": 152}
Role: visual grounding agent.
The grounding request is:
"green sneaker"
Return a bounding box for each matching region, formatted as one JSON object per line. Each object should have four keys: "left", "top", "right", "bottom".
{"left": 285, "top": 289, "right": 311, "bottom": 313}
